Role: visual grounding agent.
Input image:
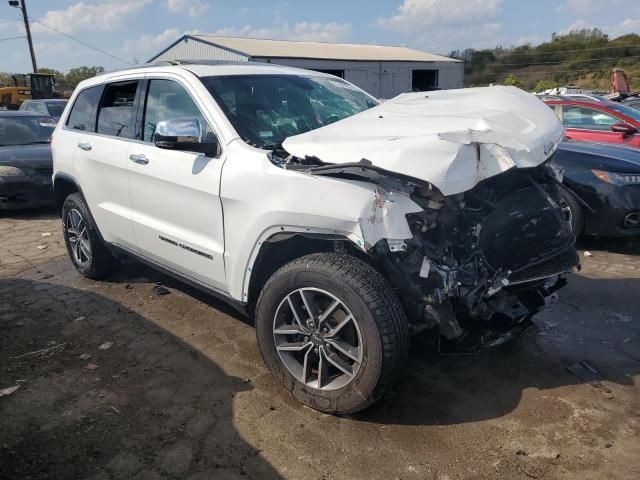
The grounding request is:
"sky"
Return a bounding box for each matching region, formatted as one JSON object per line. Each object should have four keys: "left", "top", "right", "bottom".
{"left": 1, "top": 0, "right": 639, "bottom": 73}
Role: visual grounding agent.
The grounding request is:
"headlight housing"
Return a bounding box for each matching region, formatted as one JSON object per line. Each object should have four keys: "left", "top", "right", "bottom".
{"left": 591, "top": 169, "right": 640, "bottom": 186}
{"left": 0, "top": 165, "right": 26, "bottom": 177}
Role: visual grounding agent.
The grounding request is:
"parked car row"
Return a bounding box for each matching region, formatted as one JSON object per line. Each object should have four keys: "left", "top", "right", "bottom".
{"left": 0, "top": 111, "right": 57, "bottom": 209}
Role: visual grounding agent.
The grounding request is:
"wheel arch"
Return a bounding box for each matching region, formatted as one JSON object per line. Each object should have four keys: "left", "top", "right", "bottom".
{"left": 53, "top": 172, "right": 82, "bottom": 216}
{"left": 244, "top": 230, "right": 370, "bottom": 309}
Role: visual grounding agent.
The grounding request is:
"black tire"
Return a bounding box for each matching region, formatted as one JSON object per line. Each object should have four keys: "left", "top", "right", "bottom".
{"left": 255, "top": 253, "right": 409, "bottom": 414}
{"left": 559, "top": 189, "right": 585, "bottom": 237}
{"left": 61, "top": 193, "right": 117, "bottom": 279}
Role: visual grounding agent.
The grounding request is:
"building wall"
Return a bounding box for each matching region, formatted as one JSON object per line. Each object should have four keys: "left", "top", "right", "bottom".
{"left": 252, "top": 58, "right": 464, "bottom": 98}
{"left": 153, "top": 38, "right": 249, "bottom": 63}
{"left": 151, "top": 40, "right": 464, "bottom": 99}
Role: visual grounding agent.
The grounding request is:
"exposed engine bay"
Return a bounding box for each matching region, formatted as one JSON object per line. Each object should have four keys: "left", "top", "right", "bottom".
{"left": 277, "top": 152, "right": 580, "bottom": 352}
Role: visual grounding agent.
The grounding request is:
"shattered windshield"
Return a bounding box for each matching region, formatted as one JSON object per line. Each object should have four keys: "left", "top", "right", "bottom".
{"left": 201, "top": 74, "right": 379, "bottom": 148}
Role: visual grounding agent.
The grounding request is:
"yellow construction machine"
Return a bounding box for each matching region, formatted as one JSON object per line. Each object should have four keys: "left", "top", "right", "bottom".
{"left": 0, "top": 73, "right": 57, "bottom": 109}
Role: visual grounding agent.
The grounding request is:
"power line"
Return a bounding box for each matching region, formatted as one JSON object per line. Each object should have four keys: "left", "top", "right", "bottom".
{"left": 492, "top": 66, "right": 631, "bottom": 76}
{"left": 489, "top": 54, "right": 640, "bottom": 67}
{"left": 491, "top": 43, "right": 640, "bottom": 56}
{"left": 0, "top": 35, "right": 26, "bottom": 42}
{"left": 31, "top": 20, "right": 133, "bottom": 65}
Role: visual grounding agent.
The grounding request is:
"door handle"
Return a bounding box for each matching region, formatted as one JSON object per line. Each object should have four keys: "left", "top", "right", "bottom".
{"left": 129, "top": 153, "right": 149, "bottom": 165}
{"left": 78, "top": 142, "right": 92, "bottom": 151}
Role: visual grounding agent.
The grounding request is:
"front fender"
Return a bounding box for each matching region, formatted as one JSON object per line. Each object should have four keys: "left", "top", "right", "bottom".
{"left": 219, "top": 143, "right": 422, "bottom": 301}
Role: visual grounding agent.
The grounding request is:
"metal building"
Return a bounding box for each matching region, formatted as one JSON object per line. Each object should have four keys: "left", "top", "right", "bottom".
{"left": 148, "top": 35, "right": 463, "bottom": 99}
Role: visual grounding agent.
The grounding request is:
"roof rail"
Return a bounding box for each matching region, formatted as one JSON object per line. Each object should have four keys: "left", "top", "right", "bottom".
{"left": 101, "top": 59, "right": 287, "bottom": 76}
{"left": 152, "top": 59, "right": 284, "bottom": 67}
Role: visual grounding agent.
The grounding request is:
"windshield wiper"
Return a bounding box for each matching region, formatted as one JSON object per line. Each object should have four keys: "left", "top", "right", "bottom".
{"left": 18, "top": 141, "right": 50, "bottom": 145}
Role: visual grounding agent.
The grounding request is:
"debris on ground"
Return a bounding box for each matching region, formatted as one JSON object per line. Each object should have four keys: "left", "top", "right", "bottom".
{"left": 516, "top": 449, "right": 527, "bottom": 456}
{"left": 584, "top": 251, "right": 593, "bottom": 257}
{"left": 79, "top": 353, "right": 92, "bottom": 360}
{"left": 0, "top": 385, "right": 21, "bottom": 397}
{"left": 11, "top": 342, "right": 66, "bottom": 359}
{"left": 73, "top": 316, "right": 86, "bottom": 322}
{"left": 110, "top": 406, "right": 121, "bottom": 414}
{"left": 36, "top": 245, "right": 47, "bottom": 250}
{"left": 98, "top": 341, "right": 113, "bottom": 351}
{"left": 85, "top": 363, "right": 99, "bottom": 370}
{"left": 152, "top": 285, "right": 170, "bottom": 296}
{"left": 40, "top": 232, "right": 52, "bottom": 237}
{"left": 40, "top": 273, "right": 54, "bottom": 279}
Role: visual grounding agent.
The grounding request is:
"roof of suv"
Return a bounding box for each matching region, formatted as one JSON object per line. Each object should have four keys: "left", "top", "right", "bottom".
{"left": 93, "top": 60, "right": 332, "bottom": 84}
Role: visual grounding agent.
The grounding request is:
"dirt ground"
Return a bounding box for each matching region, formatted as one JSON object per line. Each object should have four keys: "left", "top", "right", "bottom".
{"left": 1, "top": 208, "right": 639, "bottom": 480}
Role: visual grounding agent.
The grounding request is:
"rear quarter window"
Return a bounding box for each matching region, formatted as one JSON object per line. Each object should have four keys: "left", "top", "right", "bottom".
{"left": 66, "top": 85, "right": 103, "bottom": 132}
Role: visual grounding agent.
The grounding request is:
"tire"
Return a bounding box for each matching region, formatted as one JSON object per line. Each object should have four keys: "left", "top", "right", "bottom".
{"left": 255, "top": 253, "right": 409, "bottom": 414}
{"left": 61, "top": 193, "right": 117, "bottom": 279}
{"left": 559, "top": 189, "right": 585, "bottom": 237}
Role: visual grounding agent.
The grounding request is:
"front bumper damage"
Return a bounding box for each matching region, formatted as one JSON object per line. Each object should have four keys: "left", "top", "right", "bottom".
{"left": 376, "top": 163, "right": 579, "bottom": 351}
{"left": 275, "top": 86, "right": 577, "bottom": 351}
{"left": 281, "top": 159, "right": 579, "bottom": 352}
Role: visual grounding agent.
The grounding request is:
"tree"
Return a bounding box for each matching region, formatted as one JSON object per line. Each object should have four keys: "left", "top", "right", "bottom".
{"left": 534, "top": 80, "right": 556, "bottom": 92}
{"left": 503, "top": 74, "right": 522, "bottom": 88}
{"left": 64, "top": 66, "right": 105, "bottom": 88}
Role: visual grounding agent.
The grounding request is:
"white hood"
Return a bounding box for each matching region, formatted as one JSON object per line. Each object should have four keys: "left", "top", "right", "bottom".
{"left": 282, "top": 86, "right": 565, "bottom": 196}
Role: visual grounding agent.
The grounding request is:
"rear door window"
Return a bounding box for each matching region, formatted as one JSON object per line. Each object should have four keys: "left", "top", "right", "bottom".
{"left": 66, "top": 85, "right": 103, "bottom": 132}
{"left": 97, "top": 81, "right": 139, "bottom": 138}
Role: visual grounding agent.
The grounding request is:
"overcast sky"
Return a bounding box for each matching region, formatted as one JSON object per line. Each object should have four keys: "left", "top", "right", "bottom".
{"left": 1, "top": 0, "right": 639, "bottom": 72}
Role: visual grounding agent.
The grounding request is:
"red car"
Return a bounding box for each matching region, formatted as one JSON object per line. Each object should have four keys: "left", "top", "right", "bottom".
{"left": 546, "top": 99, "right": 640, "bottom": 148}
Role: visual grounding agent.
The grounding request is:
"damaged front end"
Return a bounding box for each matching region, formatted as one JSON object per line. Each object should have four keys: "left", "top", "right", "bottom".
{"left": 298, "top": 159, "right": 580, "bottom": 352}
{"left": 381, "top": 165, "right": 579, "bottom": 351}
{"left": 274, "top": 86, "right": 578, "bottom": 351}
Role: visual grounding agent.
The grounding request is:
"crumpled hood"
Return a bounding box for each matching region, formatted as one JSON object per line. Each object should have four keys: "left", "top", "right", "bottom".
{"left": 282, "top": 86, "right": 565, "bottom": 195}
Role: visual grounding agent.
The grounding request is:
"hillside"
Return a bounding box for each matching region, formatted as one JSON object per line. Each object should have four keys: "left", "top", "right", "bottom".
{"left": 449, "top": 29, "right": 640, "bottom": 91}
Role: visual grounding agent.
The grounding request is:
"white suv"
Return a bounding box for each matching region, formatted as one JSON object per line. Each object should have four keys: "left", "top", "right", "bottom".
{"left": 52, "top": 61, "right": 578, "bottom": 414}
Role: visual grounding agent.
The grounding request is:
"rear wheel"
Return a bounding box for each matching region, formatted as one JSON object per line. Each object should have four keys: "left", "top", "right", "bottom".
{"left": 255, "top": 253, "right": 409, "bottom": 414}
{"left": 62, "top": 193, "right": 117, "bottom": 279}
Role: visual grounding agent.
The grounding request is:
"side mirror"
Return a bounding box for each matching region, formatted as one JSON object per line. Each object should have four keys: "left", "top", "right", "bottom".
{"left": 154, "top": 117, "right": 219, "bottom": 156}
{"left": 611, "top": 122, "right": 638, "bottom": 136}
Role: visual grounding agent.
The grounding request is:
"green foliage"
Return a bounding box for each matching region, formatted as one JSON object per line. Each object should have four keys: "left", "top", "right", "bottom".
{"left": 503, "top": 74, "right": 522, "bottom": 87}
{"left": 534, "top": 80, "right": 557, "bottom": 92}
{"left": 64, "top": 66, "right": 105, "bottom": 88}
{"left": 451, "top": 29, "right": 640, "bottom": 90}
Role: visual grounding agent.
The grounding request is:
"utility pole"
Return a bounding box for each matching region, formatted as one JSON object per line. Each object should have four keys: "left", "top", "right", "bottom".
{"left": 9, "top": 0, "right": 37, "bottom": 72}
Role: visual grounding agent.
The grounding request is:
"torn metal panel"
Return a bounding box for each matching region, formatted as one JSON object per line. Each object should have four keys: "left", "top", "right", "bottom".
{"left": 282, "top": 86, "right": 565, "bottom": 195}
{"left": 355, "top": 187, "right": 422, "bottom": 250}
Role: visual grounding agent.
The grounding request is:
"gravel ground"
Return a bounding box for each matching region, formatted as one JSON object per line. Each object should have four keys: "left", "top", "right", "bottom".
{"left": 1, "top": 207, "right": 639, "bottom": 480}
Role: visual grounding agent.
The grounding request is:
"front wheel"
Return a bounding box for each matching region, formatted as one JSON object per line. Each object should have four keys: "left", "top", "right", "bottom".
{"left": 255, "top": 253, "right": 409, "bottom": 414}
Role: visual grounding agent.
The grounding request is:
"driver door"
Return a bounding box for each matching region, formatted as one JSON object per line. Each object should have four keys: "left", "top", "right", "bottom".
{"left": 127, "top": 76, "right": 227, "bottom": 291}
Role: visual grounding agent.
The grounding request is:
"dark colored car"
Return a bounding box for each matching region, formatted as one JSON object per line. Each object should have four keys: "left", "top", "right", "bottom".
{"left": 19, "top": 99, "right": 68, "bottom": 121}
{"left": 0, "top": 111, "right": 56, "bottom": 209}
{"left": 553, "top": 141, "right": 640, "bottom": 237}
{"left": 545, "top": 99, "right": 640, "bottom": 148}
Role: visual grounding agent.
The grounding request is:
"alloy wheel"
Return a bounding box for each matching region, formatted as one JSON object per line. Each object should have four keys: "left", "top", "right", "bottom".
{"left": 66, "top": 208, "right": 92, "bottom": 267}
{"left": 273, "top": 287, "right": 363, "bottom": 391}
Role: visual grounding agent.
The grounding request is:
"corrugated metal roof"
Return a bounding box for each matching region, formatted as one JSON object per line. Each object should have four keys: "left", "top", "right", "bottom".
{"left": 190, "top": 35, "right": 460, "bottom": 63}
